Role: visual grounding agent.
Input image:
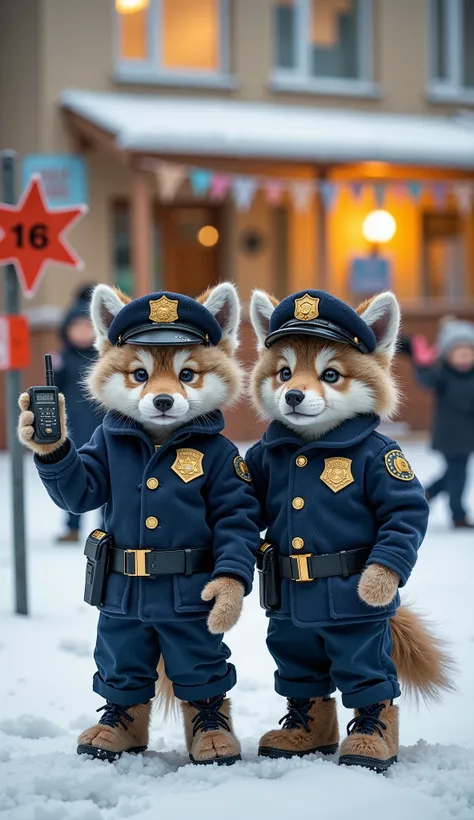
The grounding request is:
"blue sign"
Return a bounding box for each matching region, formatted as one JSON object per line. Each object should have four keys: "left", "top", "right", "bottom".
{"left": 350, "top": 256, "right": 391, "bottom": 294}
{"left": 21, "top": 154, "right": 88, "bottom": 207}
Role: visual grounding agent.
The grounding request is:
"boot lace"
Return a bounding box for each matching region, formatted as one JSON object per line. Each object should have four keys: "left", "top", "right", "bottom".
{"left": 346, "top": 702, "right": 387, "bottom": 738}
{"left": 189, "top": 695, "right": 230, "bottom": 736}
{"left": 97, "top": 702, "right": 134, "bottom": 732}
{"left": 279, "top": 698, "right": 314, "bottom": 733}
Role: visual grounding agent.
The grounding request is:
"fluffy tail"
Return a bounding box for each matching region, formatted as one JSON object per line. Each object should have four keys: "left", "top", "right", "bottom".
{"left": 390, "top": 604, "right": 455, "bottom": 703}
{"left": 154, "top": 656, "right": 179, "bottom": 717}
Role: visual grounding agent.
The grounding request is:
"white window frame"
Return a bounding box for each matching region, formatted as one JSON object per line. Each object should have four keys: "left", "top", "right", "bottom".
{"left": 270, "top": 0, "right": 379, "bottom": 98}
{"left": 428, "top": 0, "right": 474, "bottom": 103}
{"left": 113, "top": 0, "right": 236, "bottom": 89}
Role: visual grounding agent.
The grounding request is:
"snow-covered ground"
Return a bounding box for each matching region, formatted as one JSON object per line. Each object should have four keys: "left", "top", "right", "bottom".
{"left": 1, "top": 442, "right": 473, "bottom": 820}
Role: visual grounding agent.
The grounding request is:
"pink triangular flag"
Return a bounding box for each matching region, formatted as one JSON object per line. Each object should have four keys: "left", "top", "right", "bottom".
{"left": 453, "top": 183, "right": 473, "bottom": 215}
{"left": 263, "top": 179, "right": 284, "bottom": 206}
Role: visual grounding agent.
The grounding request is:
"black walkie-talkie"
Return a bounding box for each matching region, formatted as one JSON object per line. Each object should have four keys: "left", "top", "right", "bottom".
{"left": 28, "top": 355, "right": 62, "bottom": 445}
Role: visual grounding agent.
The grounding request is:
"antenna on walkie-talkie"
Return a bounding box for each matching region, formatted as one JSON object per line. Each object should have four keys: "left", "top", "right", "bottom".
{"left": 45, "top": 354, "right": 55, "bottom": 387}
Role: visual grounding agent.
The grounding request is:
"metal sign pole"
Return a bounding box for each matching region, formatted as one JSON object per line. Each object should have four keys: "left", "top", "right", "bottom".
{"left": 1, "top": 150, "right": 28, "bottom": 615}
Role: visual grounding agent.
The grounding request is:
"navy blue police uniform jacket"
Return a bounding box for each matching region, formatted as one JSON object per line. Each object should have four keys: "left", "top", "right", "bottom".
{"left": 34, "top": 410, "right": 260, "bottom": 622}
{"left": 245, "top": 414, "right": 429, "bottom": 629}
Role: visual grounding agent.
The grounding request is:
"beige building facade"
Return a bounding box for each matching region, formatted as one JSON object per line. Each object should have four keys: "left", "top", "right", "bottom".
{"left": 1, "top": 0, "right": 474, "bottom": 441}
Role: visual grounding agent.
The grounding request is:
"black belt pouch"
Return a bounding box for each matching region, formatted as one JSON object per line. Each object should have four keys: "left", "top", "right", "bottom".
{"left": 257, "top": 542, "right": 281, "bottom": 612}
{"left": 84, "top": 529, "right": 112, "bottom": 606}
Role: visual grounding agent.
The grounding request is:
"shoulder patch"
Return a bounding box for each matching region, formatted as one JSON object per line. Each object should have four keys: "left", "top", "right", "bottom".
{"left": 171, "top": 448, "right": 204, "bottom": 483}
{"left": 384, "top": 450, "right": 414, "bottom": 481}
{"left": 234, "top": 455, "right": 252, "bottom": 483}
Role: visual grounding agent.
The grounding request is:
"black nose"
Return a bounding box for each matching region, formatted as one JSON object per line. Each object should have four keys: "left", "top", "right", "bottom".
{"left": 285, "top": 389, "right": 305, "bottom": 408}
{"left": 153, "top": 394, "right": 174, "bottom": 412}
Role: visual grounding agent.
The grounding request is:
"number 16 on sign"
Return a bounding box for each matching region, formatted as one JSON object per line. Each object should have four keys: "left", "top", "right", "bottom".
{"left": 0, "top": 174, "right": 87, "bottom": 297}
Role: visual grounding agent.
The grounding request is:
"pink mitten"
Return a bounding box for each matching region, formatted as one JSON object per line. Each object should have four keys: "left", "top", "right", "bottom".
{"left": 411, "top": 334, "right": 438, "bottom": 366}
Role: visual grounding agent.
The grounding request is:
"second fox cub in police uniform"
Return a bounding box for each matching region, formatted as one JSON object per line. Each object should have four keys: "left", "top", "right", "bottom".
{"left": 18, "top": 282, "right": 260, "bottom": 765}
{"left": 248, "top": 289, "right": 451, "bottom": 773}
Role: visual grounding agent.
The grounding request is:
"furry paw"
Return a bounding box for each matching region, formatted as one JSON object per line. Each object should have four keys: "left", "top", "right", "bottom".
{"left": 201, "top": 578, "right": 244, "bottom": 634}
{"left": 18, "top": 392, "right": 68, "bottom": 455}
{"left": 358, "top": 564, "right": 399, "bottom": 607}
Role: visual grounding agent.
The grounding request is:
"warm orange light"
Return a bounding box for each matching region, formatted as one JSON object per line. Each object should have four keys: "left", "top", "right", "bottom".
{"left": 362, "top": 210, "right": 396, "bottom": 244}
{"left": 198, "top": 226, "right": 219, "bottom": 247}
{"left": 116, "top": 0, "right": 149, "bottom": 13}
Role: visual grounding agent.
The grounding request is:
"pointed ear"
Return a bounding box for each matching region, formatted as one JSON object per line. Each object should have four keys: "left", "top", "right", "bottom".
{"left": 357, "top": 292, "right": 401, "bottom": 358}
{"left": 250, "top": 290, "right": 279, "bottom": 349}
{"left": 200, "top": 282, "right": 240, "bottom": 351}
{"left": 90, "top": 285, "right": 129, "bottom": 349}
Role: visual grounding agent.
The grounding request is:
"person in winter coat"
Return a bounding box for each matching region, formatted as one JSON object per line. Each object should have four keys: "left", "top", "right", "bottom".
{"left": 411, "top": 318, "right": 474, "bottom": 528}
{"left": 52, "top": 285, "right": 105, "bottom": 542}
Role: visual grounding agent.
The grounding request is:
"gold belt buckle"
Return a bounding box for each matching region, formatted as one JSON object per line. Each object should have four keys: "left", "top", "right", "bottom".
{"left": 291, "top": 553, "right": 313, "bottom": 582}
{"left": 124, "top": 549, "right": 151, "bottom": 577}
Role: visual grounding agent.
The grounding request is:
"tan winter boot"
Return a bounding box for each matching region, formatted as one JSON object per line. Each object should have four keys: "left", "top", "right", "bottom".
{"left": 182, "top": 695, "right": 241, "bottom": 766}
{"left": 258, "top": 697, "right": 339, "bottom": 759}
{"left": 77, "top": 701, "right": 151, "bottom": 762}
{"left": 338, "top": 700, "right": 398, "bottom": 773}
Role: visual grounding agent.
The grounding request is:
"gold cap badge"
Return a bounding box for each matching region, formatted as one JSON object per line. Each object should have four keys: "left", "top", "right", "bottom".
{"left": 171, "top": 448, "right": 204, "bottom": 483}
{"left": 149, "top": 295, "right": 179, "bottom": 323}
{"left": 385, "top": 450, "right": 414, "bottom": 481}
{"left": 294, "top": 294, "right": 320, "bottom": 321}
{"left": 320, "top": 457, "right": 354, "bottom": 493}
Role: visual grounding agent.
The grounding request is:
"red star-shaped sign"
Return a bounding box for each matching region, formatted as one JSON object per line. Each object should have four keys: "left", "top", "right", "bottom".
{"left": 0, "top": 174, "right": 87, "bottom": 297}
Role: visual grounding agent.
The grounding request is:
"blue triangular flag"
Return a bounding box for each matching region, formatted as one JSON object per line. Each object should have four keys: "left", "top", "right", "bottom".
{"left": 407, "top": 181, "right": 422, "bottom": 202}
{"left": 189, "top": 168, "right": 212, "bottom": 197}
{"left": 319, "top": 181, "right": 338, "bottom": 210}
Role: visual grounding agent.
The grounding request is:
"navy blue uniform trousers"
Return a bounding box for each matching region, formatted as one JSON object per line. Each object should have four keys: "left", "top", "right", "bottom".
{"left": 267, "top": 617, "right": 400, "bottom": 709}
{"left": 93, "top": 584, "right": 235, "bottom": 707}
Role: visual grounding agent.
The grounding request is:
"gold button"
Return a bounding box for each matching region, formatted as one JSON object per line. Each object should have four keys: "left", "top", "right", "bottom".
{"left": 146, "top": 478, "right": 159, "bottom": 490}
{"left": 354, "top": 336, "right": 359, "bottom": 343}
{"left": 292, "top": 497, "right": 305, "bottom": 510}
{"left": 145, "top": 516, "right": 158, "bottom": 529}
{"left": 292, "top": 537, "right": 305, "bottom": 550}
{"left": 296, "top": 456, "right": 308, "bottom": 467}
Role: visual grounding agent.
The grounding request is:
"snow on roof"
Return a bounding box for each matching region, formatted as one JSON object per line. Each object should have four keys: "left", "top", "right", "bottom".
{"left": 60, "top": 89, "right": 474, "bottom": 168}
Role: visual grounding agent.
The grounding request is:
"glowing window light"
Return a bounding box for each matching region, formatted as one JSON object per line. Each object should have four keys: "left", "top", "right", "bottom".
{"left": 116, "top": 0, "right": 149, "bottom": 14}
{"left": 362, "top": 210, "right": 396, "bottom": 244}
{"left": 198, "top": 226, "right": 219, "bottom": 247}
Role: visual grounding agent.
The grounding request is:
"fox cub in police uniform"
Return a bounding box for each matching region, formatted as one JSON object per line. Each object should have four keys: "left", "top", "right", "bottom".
{"left": 18, "top": 282, "right": 260, "bottom": 765}
{"left": 248, "top": 289, "right": 453, "bottom": 773}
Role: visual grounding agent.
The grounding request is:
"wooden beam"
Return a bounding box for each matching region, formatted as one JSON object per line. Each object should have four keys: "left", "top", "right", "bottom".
{"left": 131, "top": 169, "right": 152, "bottom": 297}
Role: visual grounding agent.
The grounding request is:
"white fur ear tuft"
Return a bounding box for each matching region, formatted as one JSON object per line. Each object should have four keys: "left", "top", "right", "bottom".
{"left": 203, "top": 282, "right": 240, "bottom": 351}
{"left": 359, "top": 292, "right": 401, "bottom": 358}
{"left": 250, "top": 290, "right": 277, "bottom": 349}
{"left": 90, "top": 285, "right": 127, "bottom": 349}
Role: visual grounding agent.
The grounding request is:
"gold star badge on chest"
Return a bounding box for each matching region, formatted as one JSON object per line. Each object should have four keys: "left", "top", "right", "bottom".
{"left": 149, "top": 295, "right": 179, "bottom": 323}
{"left": 294, "top": 294, "right": 320, "bottom": 321}
{"left": 320, "top": 457, "right": 354, "bottom": 493}
{"left": 171, "top": 448, "right": 204, "bottom": 483}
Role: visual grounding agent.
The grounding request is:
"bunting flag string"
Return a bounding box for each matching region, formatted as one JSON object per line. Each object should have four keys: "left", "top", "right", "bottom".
{"left": 145, "top": 159, "right": 474, "bottom": 215}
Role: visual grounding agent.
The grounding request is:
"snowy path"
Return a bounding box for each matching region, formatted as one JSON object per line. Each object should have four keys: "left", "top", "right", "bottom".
{"left": 1, "top": 443, "right": 473, "bottom": 820}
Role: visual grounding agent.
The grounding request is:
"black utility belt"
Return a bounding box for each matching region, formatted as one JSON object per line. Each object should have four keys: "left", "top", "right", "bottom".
{"left": 83, "top": 529, "right": 213, "bottom": 607}
{"left": 257, "top": 543, "right": 372, "bottom": 612}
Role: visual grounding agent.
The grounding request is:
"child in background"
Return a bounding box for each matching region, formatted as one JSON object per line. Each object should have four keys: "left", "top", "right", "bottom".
{"left": 412, "top": 318, "right": 474, "bottom": 529}
{"left": 52, "top": 285, "right": 104, "bottom": 542}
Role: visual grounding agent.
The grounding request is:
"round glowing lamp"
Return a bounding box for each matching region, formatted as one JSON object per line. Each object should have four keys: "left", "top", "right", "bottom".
{"left": 115, "top": 0, "right": 149, "bottom": 13}
{"left": 362, "top": 210, "right": 396, "bottom": 244}
{"left": 197, "top": 226, "right": 219, "bottom": 247}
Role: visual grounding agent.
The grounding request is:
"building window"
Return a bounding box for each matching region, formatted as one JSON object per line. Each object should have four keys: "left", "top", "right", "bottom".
{"left": 272, "top": 0, "right": 376, "bottom": 96}
{"left": 429, "top": 0, "right": 474, "bottom": 102}
{"left": 422, "top": 212, "right": 465, "bottom": 300}
{"left": 115, "top": 0, "right": 232, "bottom": 87}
